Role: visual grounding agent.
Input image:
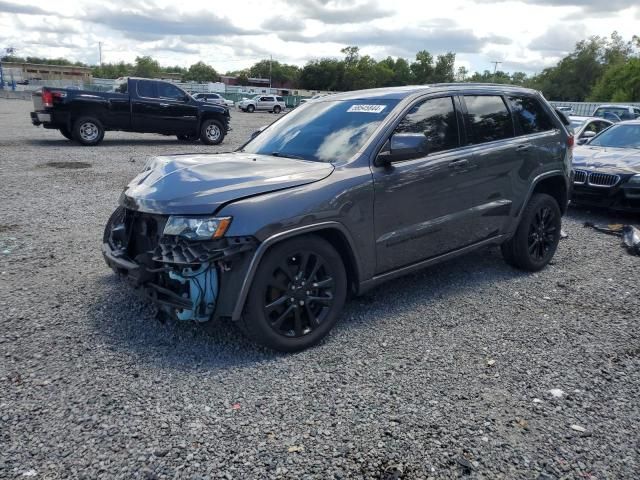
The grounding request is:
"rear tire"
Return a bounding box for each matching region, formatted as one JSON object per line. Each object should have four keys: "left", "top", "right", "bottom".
{"left": 72, "top": 117, "right": 105, "bottom": 146}
{"left": 200, "top": 119, "right": 225, "bottom": 145}
{"left": 273, "top": 105, "right": 282, "bottom": 114}
{"left": 59, "top": 127, "right": 73, "bottom": 140}
{"left": 501, "top": 193, "right": 561, "bottom": 271}
{"left": 238, "top": 235, "right": 347, "bottom": 352}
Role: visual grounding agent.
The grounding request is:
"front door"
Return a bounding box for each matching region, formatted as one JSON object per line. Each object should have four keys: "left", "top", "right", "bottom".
{"left": 373, "top": 95, "right": 473, "bottom": 273}
{"left": 257, "top": 96, "right": 275, "bottom": 111}
{"left": 154, "top": 82, "right": 199, "bottom": 134}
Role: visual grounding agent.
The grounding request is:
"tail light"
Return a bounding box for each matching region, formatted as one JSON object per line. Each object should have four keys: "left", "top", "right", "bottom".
{"left": 567, "top": 135, "right": 574, "bottom": 148}
{"left": 42, "top": 90, "right": 53, "bottom": 108}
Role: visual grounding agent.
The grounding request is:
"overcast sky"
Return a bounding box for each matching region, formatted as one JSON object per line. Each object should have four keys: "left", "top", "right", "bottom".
{"left": 0, "top": 0, "right": 638, "bottom": 75}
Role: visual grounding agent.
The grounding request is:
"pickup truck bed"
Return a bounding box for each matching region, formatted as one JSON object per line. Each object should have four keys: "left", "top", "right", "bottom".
{"left": 30, "top": 77, "right": 230, "bottom": 146}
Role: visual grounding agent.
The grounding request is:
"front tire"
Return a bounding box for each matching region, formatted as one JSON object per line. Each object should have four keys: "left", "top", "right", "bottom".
{"left": 72, "top": 117, "right": 105, "bottom": 146}
{"left": 239, "top": 235, "right": 347, "bottom": 352}
{"left": 247, "top": 105, "right": 255, "bottom": 113}
{"left": 200, "top": 119, "right": 225, "bottom": 145}
{"left": 501, "top": 193, "right": 561, "bottom": 271}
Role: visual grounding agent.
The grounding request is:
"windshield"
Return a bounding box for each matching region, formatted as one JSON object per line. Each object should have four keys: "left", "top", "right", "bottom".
{"left": 241, "top": 99, "right": 399, "bottom": 162}
{"left": 589, "top": 124, "right": 640, "bottom": 148}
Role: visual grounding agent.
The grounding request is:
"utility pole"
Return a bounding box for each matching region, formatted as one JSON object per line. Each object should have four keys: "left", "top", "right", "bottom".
{"left": 98, "top": 42, "right": 102, "bottom": 66}
{"left": 269, "top": 55, "right": 272, "bottom": 90}
{"left": 491, "top": 61, "right": 502, "bottom": 82}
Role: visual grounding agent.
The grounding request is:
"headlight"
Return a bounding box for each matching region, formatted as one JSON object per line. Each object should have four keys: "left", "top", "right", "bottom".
{"left": 163, "top": 216, "right": 232, "bottom": 240}
{"left": 627, "top": 174, "right": 640, "bottom": 185}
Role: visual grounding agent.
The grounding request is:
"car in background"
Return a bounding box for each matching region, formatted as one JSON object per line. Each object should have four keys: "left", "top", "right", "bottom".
{"left": 237, "top": 95, "right": 286, "bottom": 113}
{"left": 556, "top": 105, "right": 574, "bottom": 115}
{"left": 192, "top": 92, "right": 234, "bottom": 107}
{"left": 572, "top": 120, "right": 640, "bottom": 212}
{"left": 569, "top": 116, "right": 613, "bottom": 145}
{"left": 592, "top": 104, "right": 640, "bottom": 122}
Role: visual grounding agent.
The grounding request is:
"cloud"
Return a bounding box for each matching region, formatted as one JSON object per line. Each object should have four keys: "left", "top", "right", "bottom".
{"left": 279, "top": 26, "right": 512, "bottom": 56}
{"left": 0, "top": 0, "right": 46, "bottom": 15}
{"left": 293, "top": 0, "right": 392, "bottom": 24}
{"left": 84, "top": 4, "right": 258, "bottom": 41}
{"left": 262, "top": 16, "right": 304, "bottom": 32}
{"left": 477, "top": 0, "right": 638, "bottom": 12}
{"left": 528, "top": 25, "right": 586, "bottom": 53}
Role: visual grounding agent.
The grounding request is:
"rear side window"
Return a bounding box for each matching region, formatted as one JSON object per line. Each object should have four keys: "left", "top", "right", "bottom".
{"left": 277, "top": 96, "right": 284, "bottom": 102}
{"left": 395, "top": 96, "right": 459, "bottom": 154}
{"left": 137, "top": 80, "right": 156, "bottom": 98}
{"left": 463, "top": 95, "right": 514, "bottom": 144}
{"left": 508, "top": 96, "right": 555, "bottom": 134}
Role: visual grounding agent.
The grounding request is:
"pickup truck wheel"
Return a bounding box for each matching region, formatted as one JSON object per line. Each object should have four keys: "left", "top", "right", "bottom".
{"left": 200, "top": 119, "right": 225, "bottom": 145}
{"left": 501, "top": 193, "right": 561, "bottom": 271}
{"left": 247, "top": 105, "right": 255, "bottom": 113}
{"left": 239, "top": 235, "right": 347, "bottom": 352}
{"left": 273, "top": 105, "right": 282, "bottom": 114}
{"left": 59, "top": 127, "right": 73, "bottom": 140}
{"left": 72, "top": 117, "right": 104, "bottom": 146}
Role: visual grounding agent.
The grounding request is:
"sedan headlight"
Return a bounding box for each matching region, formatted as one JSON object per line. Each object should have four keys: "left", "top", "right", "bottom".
{"left": 163, "top": 216, "right": 232, "bottom": 240}
{"left": 627, "top": 174, "right": 640, "bottom": 185}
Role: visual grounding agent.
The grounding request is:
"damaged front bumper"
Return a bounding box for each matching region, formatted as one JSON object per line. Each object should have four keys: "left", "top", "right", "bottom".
{"left": 102, "top": 209, "right": 257, "bottom": 322}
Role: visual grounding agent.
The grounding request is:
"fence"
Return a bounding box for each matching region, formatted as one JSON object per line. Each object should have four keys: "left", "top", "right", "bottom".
{"left": 549, "top": 101, "right": 640, "bottom": 116}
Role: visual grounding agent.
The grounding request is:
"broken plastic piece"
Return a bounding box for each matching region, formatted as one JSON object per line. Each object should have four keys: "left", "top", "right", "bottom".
{"left": 622, "top": 225, "right": 640, "bottom": 256}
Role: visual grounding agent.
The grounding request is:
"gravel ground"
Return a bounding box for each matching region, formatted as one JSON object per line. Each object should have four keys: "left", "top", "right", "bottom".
{"left": 1, "top": 97, "right": 639, "bottom": 479}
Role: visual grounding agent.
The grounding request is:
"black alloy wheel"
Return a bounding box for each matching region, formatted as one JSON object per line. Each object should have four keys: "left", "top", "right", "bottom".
{"left": 240, "top": 236, "right": 347, "bottom": 352}
{"left": 528, "top": 206, "right": 557, "bottom": 261}
{"left": 263, "top": 251, "right": 335, "bottom": 337}
{"left": 501, "top": 193, "right": 561, "bottom": 271}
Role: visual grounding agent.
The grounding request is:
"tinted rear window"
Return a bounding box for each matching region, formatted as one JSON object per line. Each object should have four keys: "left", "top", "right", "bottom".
{"left": 137, "top": 80, "right": 156, "bottom": 98}
{"left": 464, "top": 95, "right": 514, "bottom": 144}
{"left": 508, "top": 96, "right": 555, "bottom": 134}
{"left": 277, "top": 96, "right": 284, "bottom": 102}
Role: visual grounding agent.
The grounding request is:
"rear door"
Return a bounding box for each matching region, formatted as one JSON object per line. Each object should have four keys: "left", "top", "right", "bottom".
{"left": 131, "top": 80, "right": 163, "bottom": 132}
{"left": 456, "top": 94, "right": 523, "bottom": 241}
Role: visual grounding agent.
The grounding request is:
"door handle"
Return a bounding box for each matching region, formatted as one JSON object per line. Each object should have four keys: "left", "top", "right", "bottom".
{"left": 159, "top": 103, "right": 170, "bottom": 107}
{"left": 448, "top": 158, "right": 469, "bottom": 168}
{"left": 516, "top": 144, "right": 531, "bottom": 151}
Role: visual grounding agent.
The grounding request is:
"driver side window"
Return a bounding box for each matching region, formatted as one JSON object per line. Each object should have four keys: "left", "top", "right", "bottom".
{"left": 395, "top": 96, "right": 459, "bottom": 155}
{"left": 157, "top": 83, "right": 185, "bottom": 101}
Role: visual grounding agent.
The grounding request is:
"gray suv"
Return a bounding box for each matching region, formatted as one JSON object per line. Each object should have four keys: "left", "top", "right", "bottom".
{"left": 103, "top": 84, "right": 572, "bottom": 352}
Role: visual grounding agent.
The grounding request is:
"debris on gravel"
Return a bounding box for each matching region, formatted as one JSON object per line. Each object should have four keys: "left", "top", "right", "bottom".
{"left": 1, "top": 98, "right": 639, "bottom": 478}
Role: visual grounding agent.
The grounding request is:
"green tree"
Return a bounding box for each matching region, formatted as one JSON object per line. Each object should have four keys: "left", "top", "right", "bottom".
{"left": 589, "top": 58, "right": 640, "bottom": 101}
{"left": 133, "top": 56, "right": 161, "bottom": 78}
{"left": 432, "top": 52, "right": 456, "bottom": 82}
{"left": 410, "top": 50, "right": 434, "bottom": 84}
{"left": 182, "top": 61, "right": 218, "bottom": 82}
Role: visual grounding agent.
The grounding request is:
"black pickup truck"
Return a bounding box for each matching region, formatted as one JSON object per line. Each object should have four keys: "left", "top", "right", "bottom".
{"left": 30, "top": 77, "right": 230, "bottom": 146}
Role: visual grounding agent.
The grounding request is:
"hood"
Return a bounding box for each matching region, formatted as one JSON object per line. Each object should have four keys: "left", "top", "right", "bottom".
{"left": 573, "top": 145, "right": 640, "bottom": 175}
{"left": 121, "top": 152, "right": 334, "bottom": 214}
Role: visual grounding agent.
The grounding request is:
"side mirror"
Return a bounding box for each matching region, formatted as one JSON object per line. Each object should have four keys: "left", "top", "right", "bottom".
{"left": 250, "top": 126, "right": 267, "bottom": 140}
{"left": 578, "top": 130, "right": 596, "bottom": 145}
{"left": 376, "top": 133, "right": 427, "bottom": 166}
{"left": 184, "top": 94, "right": 191, "bottom": 102}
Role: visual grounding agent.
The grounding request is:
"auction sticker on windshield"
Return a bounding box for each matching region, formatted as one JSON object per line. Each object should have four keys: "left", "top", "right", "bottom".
{"left": 347, "top": 105, "right": 386, "bottom": 113}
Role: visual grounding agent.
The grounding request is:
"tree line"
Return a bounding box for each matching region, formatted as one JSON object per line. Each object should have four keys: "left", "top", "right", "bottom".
{"left": 2, "top": 32, "right": 638, "bottom": 101}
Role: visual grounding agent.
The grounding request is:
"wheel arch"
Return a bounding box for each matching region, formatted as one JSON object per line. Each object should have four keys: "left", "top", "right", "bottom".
{"left": 231, "top": 222, "right": 362, "bottom": 321}
{"left": 519, "top": 170, "right": 569, "bottom": 217}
